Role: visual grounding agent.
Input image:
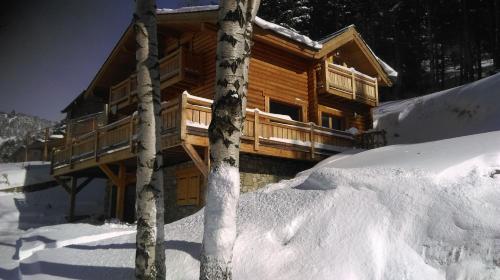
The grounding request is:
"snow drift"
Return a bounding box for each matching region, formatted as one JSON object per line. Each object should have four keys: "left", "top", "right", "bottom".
{"left": 374, "top": 73, "right": 500, "bottom": 144}
{"left": 1, "top": 131, "right": 498, "bottom": 279}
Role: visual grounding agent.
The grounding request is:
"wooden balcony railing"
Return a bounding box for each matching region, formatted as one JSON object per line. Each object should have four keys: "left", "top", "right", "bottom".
{"left": 318, "top": 61, "right": 379, "bottom": 106}
{"left": 67, "top": 112, "right": 107, "bottom": 139}
{"left": 183, "top": 94, "right": 355, "bottom": 156}
{"left": 52, "top": 92, "right": 356, "bottom": 171}
{"left": 109, "top": 47, "right": 201, "bottom": 112}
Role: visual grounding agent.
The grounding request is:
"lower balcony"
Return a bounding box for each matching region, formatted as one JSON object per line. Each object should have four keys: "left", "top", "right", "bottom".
{"left": 52, "top": 92, "right": 356, "bottom": 176}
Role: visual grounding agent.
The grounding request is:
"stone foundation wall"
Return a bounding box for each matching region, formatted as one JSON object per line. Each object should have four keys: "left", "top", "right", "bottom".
{"left": 239, "top": 154, "right": 314, "bottom": 193}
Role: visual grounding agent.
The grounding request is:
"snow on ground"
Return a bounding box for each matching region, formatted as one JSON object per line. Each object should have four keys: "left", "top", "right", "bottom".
{"left": 0, "top": 131, "right": 499, "bottom": 279}
{"left": 374, "top": 73, "right": 500, "bottom": 144}
{"left": 1, "top": 74, "right": 500, "bottom": 279}
{"left": 0, "top": 162, "right": 53, "bottom": 190}
{"left": 0, "top": 176, "right": 106, "bottom": 279}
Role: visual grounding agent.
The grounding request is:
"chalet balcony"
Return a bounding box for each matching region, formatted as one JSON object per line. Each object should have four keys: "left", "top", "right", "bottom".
{"left": 317, "top": 62, "right": 379, "bottom": 107}
{"left": 108, "top": 47, "right": 202, "bottom": 113}
{"left": 66, "top": 112, "right": 107, "bottom": 139}
{"left": 52, "top": 93, "right": 356, "bottom": 176}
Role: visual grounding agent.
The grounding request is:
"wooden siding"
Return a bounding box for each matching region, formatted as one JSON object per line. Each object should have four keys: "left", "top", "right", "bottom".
{"left": 182, "top": 28, "right": 310, "bottom": 114}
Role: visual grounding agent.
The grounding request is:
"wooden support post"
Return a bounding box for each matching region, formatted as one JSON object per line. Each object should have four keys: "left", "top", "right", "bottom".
{"left": 69, "top": 176, "right": 77, "bottom": 222}
{"left": 351, "top": 68, "right": 357, "bottom": 100}
{"left": 254, "top": 110, "right": 260, "bottom": 151}
{"left": 374, "top": 78, "right": 379, "bottom": 106}
{"left": 116, "top": 162, "right": 126, "bottom": 220}
{"left": 179, "top": 92, "right": 188, "bottom": 140}
{"left": 310, "top": 122, "right": 315, "bottom": 159}
{"left": 99, "top": 163, "right": 127, "bottom": 220}
{"left": 43, "top": 127, "right": 49, "bottom": 161}
{"left": 181, "top": 142, "right": 208, "bottom": 178}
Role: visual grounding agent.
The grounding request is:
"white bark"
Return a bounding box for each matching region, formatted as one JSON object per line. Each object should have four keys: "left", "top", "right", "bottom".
{"left": 134, "top": 0, "right": 166, "bottom": 279}
{"left": 200, "top": 1, "right": 260, "bottom": 279}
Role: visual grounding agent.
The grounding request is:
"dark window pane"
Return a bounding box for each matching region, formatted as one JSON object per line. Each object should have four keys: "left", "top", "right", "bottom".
{"left": 269, "top": 100, "right": 301, "bottom": 121}
{"left": 331, "top": 115, "right": 344, "bottom": 130}
{"left": 321, "top": 112, "right": 330, "bottom": 128}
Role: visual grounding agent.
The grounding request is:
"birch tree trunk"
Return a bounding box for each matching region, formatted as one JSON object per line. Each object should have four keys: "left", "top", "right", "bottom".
{"left": 134, "top": 0, "right": 166, "bottom": 279}
{"left": 199, "top": 1, "right": 260, "bottom": 279}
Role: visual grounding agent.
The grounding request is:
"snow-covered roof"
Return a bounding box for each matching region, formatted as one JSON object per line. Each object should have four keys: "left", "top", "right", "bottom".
{"left": 156, "top": 5, "right": 397, "bottom": 80}
{"left": 156, "top": 4, "right": 219, "bottom": 14}
{"left": 156, "top": 5, "right": 322, "bottom": 49}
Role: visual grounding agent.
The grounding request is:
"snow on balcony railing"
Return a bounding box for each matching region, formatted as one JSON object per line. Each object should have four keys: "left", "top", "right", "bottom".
{"left": 320, "top": 62, "right": 379, "bottom": 106}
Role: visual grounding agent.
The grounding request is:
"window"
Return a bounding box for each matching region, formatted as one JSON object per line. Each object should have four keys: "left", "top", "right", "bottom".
{"left": 269, "top": 100, "right": 302, "bottom": 121}
{"left": 176, "top": 168, "right": 202, "bottom": 206}
{"left": 321, "top": 112, "right": 345, "bottom": 131}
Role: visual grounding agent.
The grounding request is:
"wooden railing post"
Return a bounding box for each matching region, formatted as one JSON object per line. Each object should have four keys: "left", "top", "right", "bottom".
{"left": 129, "top": 114, "right": 135, "bottom": 153}
{"left": 323, "top": 60, "right": 329, "bottom": 91}
{"left": 94, "top": 128, "right": 100, "bottom": 161}
{"left": 254, "top": 110, "right": 260, "bottom": 151}
{"left": 179, "top": 92, "right": 188, "bottom": 140}
{"left": 309, "top": 122, "right": 315, "bottom": 159}
{"left": 69, "top": 138, "right": 74, "bottom": 167}
{"left": 351, "top": 68, "right": 357, "bottom": 100}
{"left": 375, "top": 78, "right": 379, "bottom": 106}
{"left": 127, "top": 77, "right": 132, "bottom": 105}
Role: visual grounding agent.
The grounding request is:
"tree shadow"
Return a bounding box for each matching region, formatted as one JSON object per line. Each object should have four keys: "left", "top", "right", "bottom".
{"left": 18, "top": 261, "right": 134, "bottom": 279}
{"left": 66, "top": 240, "right": 201, "bottom": 260}
{"left": 13, "top": 235, "right": 57, "bottom": 260}
{"left": 14, "top": 164, "right": 106, "bottom": 231}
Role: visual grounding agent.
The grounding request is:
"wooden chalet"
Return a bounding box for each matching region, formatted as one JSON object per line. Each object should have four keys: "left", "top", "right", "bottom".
{"left": 50, "top": 6, "right": 396, "bottom": 222}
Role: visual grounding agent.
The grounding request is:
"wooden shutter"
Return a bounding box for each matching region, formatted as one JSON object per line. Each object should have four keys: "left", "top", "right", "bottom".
{"left": 176, "top": 167, "right": 201, "bottom": 206}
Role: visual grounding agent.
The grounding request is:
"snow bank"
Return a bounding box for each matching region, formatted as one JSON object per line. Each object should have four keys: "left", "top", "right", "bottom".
{"left": 1, "top": 131, "right": 498, "bottom": 279}
{"left": 0, "top": 162, "right": 53, "bottom": 190}
{"left": 374, "top": 73, "right": 500, "bottom": 144}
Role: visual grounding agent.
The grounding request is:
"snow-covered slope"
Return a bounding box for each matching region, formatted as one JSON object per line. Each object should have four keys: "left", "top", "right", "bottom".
{"left": 1, "top": 131, "right": 499, "bottom": 279}
{"left": 374, "top": 73, "right": 500, "bottom": 144}
{"left": 0, "top": 111, "right": 57, "bottom": 162}
{"left": 0, "top": 162, "right": 53, "bottom": 190}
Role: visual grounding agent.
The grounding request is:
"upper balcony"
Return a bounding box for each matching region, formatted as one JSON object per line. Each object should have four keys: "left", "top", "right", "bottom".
{"left": 108, "top": 47, "right": 202, "bottom": 113}
{"left": 317, "top": 61, "right": 379, "bottom": 107}
{"left": 52, "top": 93, "right": 356, "bottom": 176}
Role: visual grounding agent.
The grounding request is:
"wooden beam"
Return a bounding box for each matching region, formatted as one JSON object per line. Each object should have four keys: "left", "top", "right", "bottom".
{"left": 99, "top": 164, "right": 122, "bottom": 187}
{"left": 54, "top": 176, "right": 71, "bottom": 194}
{"left": 75, "top": 177, "right": 93, "bottom": 194}
{"left": 181, "top": 142, "right": 208, "bottom": 178}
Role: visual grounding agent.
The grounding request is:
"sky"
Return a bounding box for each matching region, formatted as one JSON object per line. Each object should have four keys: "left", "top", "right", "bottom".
{"left": 0, "top": 0, "right": 210, "bottom": 121}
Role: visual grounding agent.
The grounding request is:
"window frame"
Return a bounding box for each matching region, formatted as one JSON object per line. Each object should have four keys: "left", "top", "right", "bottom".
{"left": 318, "top": 105, "right": 346, "bottom": 131}
{"left": 264, "top": 95, "right": 307, "bottom": 123}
